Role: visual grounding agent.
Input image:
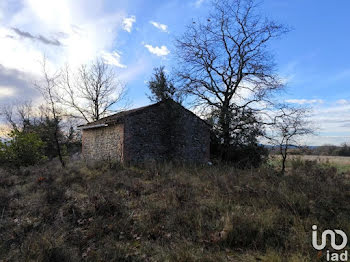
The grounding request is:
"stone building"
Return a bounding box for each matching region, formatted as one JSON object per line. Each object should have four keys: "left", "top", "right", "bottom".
{"left": 79, "top": 99, "right": 210, "bottom": 163}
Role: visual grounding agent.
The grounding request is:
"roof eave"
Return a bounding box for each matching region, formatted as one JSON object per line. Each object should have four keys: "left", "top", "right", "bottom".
{"left": 78, "top": 123, "right": 109, "bottom": 130}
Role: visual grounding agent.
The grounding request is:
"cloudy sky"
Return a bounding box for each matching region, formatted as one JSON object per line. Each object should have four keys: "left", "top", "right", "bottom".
{"left": 0, "top": 0, "right": 350, "bottom": 145}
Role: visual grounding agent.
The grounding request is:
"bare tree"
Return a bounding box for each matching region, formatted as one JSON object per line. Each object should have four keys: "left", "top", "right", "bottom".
{"left": 175, "top": 0, "right": 288, "bottom": 156}
{"left": 59, "top": 58, "right": 127, "bottom": 123}
{"left": 35, "top": 58, "right": 65, "bottom": 167}
{"left": 3, "top": 104, "right": 18, "bottom": 132}
{"left": 268, "top": 107, "right": 314, "bottom": 174}
{"left": 2, "top": 101, "right": 33, "bottom": 132}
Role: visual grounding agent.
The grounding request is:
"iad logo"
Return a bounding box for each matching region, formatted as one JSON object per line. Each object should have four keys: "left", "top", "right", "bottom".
{"left": 312, "top": 225, "right": 348, "bottom": 261}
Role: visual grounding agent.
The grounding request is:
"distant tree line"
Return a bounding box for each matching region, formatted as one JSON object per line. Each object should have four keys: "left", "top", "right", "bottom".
{"left": 276, "top": 144, "right": 350, "bottom": 157}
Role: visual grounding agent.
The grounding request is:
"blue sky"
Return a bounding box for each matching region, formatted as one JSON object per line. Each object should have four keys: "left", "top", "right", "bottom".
{"left": 0, "top": 0, "right": 349, "bottom": 145}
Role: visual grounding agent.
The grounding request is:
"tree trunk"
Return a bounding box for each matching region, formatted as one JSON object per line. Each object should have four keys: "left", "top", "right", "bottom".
{"left": 281, "top": 155, "right": 286, "bottom": 174}
{"left": 54, "top": 120, "right": 65, "bottom": 168}
{"left": 55, "top": 134, "right": 65, "bottom": 167}
{"left": 219, "top": 100, "right": 231, "bottom": 160}
{"left": 280, "top": 146, "right": 287, "bottom": 175}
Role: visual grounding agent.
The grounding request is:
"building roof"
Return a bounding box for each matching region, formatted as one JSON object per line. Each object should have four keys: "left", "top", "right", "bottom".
{"left": 78, "top": 99, "right": 211, "bottom": 130}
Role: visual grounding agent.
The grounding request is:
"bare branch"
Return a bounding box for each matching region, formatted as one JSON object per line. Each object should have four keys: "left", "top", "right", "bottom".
{"left": 34, "top": 56, "right": 65, "bottom": 167}
{"left": 266, "top": 106, "right": 315, "bottom": 174}
{"left": 175, "top": 0, "right": 288, "bottom": 151}
{"left": 59, "top": 58, "right": 127, "bottom": 122}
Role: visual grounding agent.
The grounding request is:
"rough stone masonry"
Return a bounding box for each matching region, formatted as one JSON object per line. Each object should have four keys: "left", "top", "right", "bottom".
{"left": 80, "top": 99, "right": 210, "bottom": 163}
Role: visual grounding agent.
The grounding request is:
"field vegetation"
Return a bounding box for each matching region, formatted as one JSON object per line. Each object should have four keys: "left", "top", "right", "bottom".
{"left": 1, "top": 158, "right": 349, "bottom": 261}
{"left": 269, "top": 154, "right": 350, "bottom": 174}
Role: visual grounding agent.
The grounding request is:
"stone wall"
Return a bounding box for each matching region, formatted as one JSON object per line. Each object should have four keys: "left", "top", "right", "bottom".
{"left": 123, "top": 101, "right": 210, "bottom": 163}
{"left": 82, "top": 124, "right": 124, "bottom": 162}
{"left": 168, "top": 103, "right": 210, "bottom": 162}
{"left": 123, "top": 105, "right": 168, "bottom": 162}
{"left": 81, "top": 100, "right": 210, "bottom": 163}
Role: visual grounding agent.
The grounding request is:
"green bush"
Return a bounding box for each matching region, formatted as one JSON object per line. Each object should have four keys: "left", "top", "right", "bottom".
{"left": 0, "top": 130, "right": 46, "bottom": 167}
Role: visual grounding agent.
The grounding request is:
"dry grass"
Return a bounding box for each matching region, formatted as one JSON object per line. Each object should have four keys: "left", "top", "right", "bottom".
{"left": 292, "top": 154, "right": 350, "bottom": 165}
{"left": 0, "top": 159, "right": 349, "bottom": 261}
{"left": 270, "top": 154, "right": 350, "bottom": 173}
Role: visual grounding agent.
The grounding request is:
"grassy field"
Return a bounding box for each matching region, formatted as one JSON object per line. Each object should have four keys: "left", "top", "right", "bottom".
{"left": 0, "top": 159, "right": 349, "bottom": 261}
{"left": 269, "top": 154, "right": 350, "bottom": 173}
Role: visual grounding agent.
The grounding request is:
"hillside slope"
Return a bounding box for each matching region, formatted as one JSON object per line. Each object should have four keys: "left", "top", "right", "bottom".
{"left": 0, "top": 160, "right": 349, "bottom": 261}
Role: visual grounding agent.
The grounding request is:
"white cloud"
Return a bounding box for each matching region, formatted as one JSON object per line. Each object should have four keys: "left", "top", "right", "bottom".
{"left": 263, "top": 98, "right": 350, "bottom": 146}
{"left": 293, "top": 135, "right": 350, "bottom": 146}
{"left": 101, "top": 51, "right": 127, "bottom": 68}
{"left": 305, "top": 103, "right": 350, "bottom": 145}
{"left": 285, "top": 99, "right": 324, "bottom": 105}
{"left": 194, "top": 0, "right": 205, "bottom": 7}
{"left": 149, "top": 21, "right": 168, "bottom": 33}
{"left": 0, "top": 0, "right": 126, "bottom": 75}
{"left": 122, "top": 16, "right": 136, "bottom": 33}
{"left": 0, "top": 0, "right": 131, "bottom": 110}
{"left": 144, "top": 44, "right": 170, "bottom": 56}
{"left": 0, "top": 86, "right": 16, "bottom": 98}
{"left": 336, "top": 99, "right": 349, "bottom": 105}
